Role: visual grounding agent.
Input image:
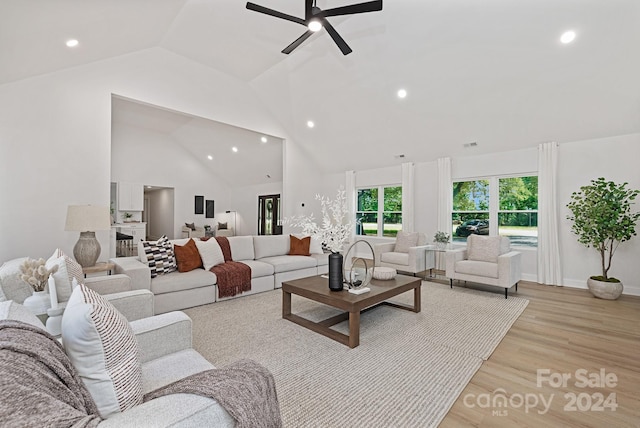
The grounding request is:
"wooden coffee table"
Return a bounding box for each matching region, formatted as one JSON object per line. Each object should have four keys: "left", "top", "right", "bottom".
{"left": 282, "top": 274, "right": 421, "bottom": 348}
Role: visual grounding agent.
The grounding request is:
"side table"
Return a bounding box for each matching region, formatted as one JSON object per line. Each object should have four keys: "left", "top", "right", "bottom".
{"left": 82, "top": 262, "right": 115, "bottom": 278}
{"left": 424, "top": 244, "right": 452, "bottom": 279}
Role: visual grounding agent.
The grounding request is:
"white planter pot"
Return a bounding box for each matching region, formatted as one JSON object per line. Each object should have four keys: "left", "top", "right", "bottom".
{"left": 587, "top": 277, "right": 623, "bottom": 300}
{"left": 22, "top": 291, "right": 52, "bottom": 315}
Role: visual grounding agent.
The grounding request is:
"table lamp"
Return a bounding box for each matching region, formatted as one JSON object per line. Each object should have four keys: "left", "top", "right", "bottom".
{"left": 65, "top": 205, "right": 111, "bottom": 267}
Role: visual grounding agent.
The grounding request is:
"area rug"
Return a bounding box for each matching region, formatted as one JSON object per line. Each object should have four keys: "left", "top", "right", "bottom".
{"left": 185, "top": 280, "right": 528, "bottom": 427}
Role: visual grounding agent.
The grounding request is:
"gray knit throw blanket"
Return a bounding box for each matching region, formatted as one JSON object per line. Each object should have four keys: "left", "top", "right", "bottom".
{"left": 145, "top": 359, "right": 283, "bottom": 428}
{"left": 0, "top": 320, "right": 101, "bottom": 428}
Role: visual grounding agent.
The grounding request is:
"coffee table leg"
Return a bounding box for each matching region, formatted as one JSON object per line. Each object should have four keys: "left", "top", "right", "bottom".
{"left": 348, "top": 310, "right": 360, "bottom": 348}
{"left": 414, "top": 285, "right": 421, "bottom": 313}
{"left": 283, "top": 289, "right": 292, "bottom": 318}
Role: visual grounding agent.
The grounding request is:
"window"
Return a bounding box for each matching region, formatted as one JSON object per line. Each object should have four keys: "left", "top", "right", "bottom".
{"left": 452, "top": 176, "right": 538, "bottom": 247}
{"left": 357, "top": 186, "right": 402, "bottom": 237}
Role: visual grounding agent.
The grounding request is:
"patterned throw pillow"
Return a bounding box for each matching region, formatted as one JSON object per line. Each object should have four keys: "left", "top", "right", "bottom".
{"left": 45, "top": 249, "right": 84, "bottom": 303}
{"left": 61, "top": 283, "right": 143, "bottom": 418}
{"left": 141, "top": 235, "right": 177, "bottom": 278}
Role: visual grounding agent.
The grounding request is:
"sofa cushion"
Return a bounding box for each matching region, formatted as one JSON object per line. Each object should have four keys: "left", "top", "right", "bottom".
{"left": 467, "top": 235, "right": 501, "bottom": 263}
{"left": 259, "top": 255, "right": 317, "bottom": 273}
{"left": 288, "top": 235, "right": 311, "bottom": 256}
{"left": 150, "top": 270, "right": 216, "bottom": 295}
{"left": 173, "top": 239, "right": 203, "bottom": 273}
{"left": 228, "top": 236, "right": 255, "bottom": 261}
{"left": 394, "top": 231, "right": 419, "bottom": 253}
{"left": 185, "top": 222, "right": 196, "bottom": 231}
{"left": 0, "top": 300, "right": 45, "bottom": 328}
{"left": 142, "top": 236, "right": 177, "bottom": 278}
{"left": 195, "top": 238, "right": 225, "bottom": 270}
{"left": 46, "top": 249, "right": 84, "bottom": 303}
{"left": 217, "top": 222, "right": 228, "bottom": 230}
{"left": 238, "top": 260, "right": 275, "bottom": 278}
{"left": 381, "top": 252, "right": 409, "bottom": 266}
{"left": 141, "top": 349, "right": 215, "bottom": 394}
{"left": 309, "top": 253, "right": 329, "bottom": 266}
{"left": 0, "top": 257, "right": 30, "bottom": 303}
{"left": 253, "top": 235, "right": 289, "bottom": 259}
{"left": 62, "top": 283, "right": 143, "bottom": 419}
{"left": 455, "top": 259, "right": 499, "bottom": 278}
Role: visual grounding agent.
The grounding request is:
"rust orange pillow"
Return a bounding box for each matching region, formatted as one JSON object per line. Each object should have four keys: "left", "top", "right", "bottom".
{"left": 174, "top": 239, "right": 203, "bottom": 272}
{"left": 288, "top": 235, "right": 311, "bottom": 256}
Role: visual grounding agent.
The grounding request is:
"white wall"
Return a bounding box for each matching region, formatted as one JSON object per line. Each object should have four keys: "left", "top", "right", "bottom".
{"left": 0, "top": 47, "right": 291, "bottom": 262}
{"left": 111, "top": 122, "right": 230, "bottom": 238}
{"left": 230, "top": 181, "right": 283, "bottom": 236}
{"left": 557, "top": 133, "right": 640, "bottom": 295}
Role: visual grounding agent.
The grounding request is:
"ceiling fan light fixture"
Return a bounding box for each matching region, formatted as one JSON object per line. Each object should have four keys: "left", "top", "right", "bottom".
{"left": 308, "top": 19, "right": 322, "bottom": 32}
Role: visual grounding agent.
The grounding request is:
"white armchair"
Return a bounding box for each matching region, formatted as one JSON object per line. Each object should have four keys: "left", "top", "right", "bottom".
{"left": 181, "top": 225, "right": 205, "bottom": 239}
{"left": 445, "top": 235, "right": 522, "bottom": 298}
{"left": 373, "top": 232, "right": 434, "bottom": 276}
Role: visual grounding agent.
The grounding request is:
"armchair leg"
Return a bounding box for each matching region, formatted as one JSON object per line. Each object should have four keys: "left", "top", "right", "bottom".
{"left": 505, "top": 288, "right": 508, "bottom": 299}
{"left": 450, "top": 278, "right": 453, "bottom": 289}
{"left": 515, "top": 282, "right": 518, "bottom": 292}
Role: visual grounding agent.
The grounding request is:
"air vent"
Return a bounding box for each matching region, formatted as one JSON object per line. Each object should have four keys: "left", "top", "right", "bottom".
{"left": 463, "top": 142, "right": 478, "bottom": 148}
{"left": 394, "top": 154, "right": 406, "bottom": 159}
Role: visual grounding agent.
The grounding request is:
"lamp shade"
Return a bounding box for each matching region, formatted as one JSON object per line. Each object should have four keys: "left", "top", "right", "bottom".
{"left": 64, "top": 205, "right": 111, "bottom": 232}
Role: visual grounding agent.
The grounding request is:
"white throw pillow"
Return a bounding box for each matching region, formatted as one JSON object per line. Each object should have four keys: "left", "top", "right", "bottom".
{"left": 195, "top": 238, "right": 225, "bottom": 270}
{"left": 394, "top": 231, "right": 419, "bottom": 253}
{"left": 62, "top": 283, "right": 143, "bottom": 418}
{"left": 46, "top": 249, "right": 84, "bottom": 303}
{"left": 293, "top": 234, "right": 324, "bottom": 255}
{"left": 467, "top": 234, "right": 502, "bottom": 263}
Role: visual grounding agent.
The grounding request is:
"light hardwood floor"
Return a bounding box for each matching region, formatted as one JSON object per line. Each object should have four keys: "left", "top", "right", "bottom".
{"left": 430, "top": 278, "right": 640, "bottom": 428}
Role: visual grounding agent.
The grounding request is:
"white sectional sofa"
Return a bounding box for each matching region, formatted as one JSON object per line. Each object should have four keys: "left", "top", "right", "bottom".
{"left": 110, "top": 235, "right": 328, "bottom": 314}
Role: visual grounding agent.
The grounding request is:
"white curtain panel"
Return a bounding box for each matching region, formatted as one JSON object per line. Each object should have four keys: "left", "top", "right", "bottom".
{"left": 537, "top": 142, "right": 563, "bottom": 285}
{"left": 401, "top": 162, "right": 415, "bottom": 232}
{"left": 437, "top": 157, "right": 452, "bottom": 270}
{"left": 345, "top": 170, "right": 356, "bottom": 241}
{"left": 437, "top": 157, "right": 453, "bottom": 234}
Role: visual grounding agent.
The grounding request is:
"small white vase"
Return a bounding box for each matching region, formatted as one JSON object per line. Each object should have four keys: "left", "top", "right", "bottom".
{"left": 23, "top": 291, "right": 52, "bottom": 315}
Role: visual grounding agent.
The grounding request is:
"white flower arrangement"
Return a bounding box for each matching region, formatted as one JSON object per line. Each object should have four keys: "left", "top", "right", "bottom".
{"left": 18, "top": 258, "right": 58, "bottom": 292}
{"left": 286, "top": 187, "right": 356, "bottom": 253}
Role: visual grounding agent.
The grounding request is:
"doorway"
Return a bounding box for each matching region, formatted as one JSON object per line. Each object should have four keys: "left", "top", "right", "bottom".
{"left": 258, "top": 194, "right": 281, "bottom": 235}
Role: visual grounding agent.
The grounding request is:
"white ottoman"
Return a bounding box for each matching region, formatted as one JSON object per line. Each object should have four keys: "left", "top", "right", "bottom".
{"left": 373, "top": 267, "right": 396, "bottom": 280}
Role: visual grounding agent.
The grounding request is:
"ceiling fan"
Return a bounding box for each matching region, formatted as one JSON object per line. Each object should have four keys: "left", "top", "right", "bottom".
{"left": 246, "top": 0, "right": 383, "bottom": 55}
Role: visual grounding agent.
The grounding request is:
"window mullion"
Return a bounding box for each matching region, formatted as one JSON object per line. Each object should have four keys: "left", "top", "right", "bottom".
{"left": 489, "top": 177, "right": 499, "bottom": 235}
{"left": 377, "top": 186, "right": 384, "bottom": 237}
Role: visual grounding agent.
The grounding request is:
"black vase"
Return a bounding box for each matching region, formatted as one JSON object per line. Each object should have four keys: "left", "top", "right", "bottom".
{"left": 328, "top": 253, "right": 344, "bottom": 291}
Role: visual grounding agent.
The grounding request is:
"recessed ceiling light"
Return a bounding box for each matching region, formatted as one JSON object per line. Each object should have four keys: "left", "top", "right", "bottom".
{"left": 66, "top": 39, "right": 79, "bottom": 48}
{"left": 307, "top": 120, "right": 315, "bottom": 128}
{"left": 232, "top": 146, "right": 238, "bottom": 153}
{"left": 261, "top": 136, "right": 268, "bottom": 143}
{"left": 397, "top": 89, "right": 407, "bottom": 99}
{"left": 146, "top": 186, "right": 153, "bottom": 189}
{"left": 560, "top": 30, "right": 576, "bottom": 44}
{"left": 207, "top": 155, "right": 213, "bottom": 160}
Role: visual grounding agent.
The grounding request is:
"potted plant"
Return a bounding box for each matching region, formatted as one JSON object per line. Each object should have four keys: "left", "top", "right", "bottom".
{"left": 123, "top": 211, "right": 133, "bottom": 222}
{"left": 433, "top": 231, "right": 450, "bottom": 249}
{"left": 566, "top": 177, "right": 640, "bottom": 299}
{"left": 18, "top": 258, "right": 59, "bottom": 314}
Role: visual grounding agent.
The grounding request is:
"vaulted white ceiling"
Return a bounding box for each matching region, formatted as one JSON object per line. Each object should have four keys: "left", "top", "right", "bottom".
{"left": 3, "top": 0, "right": 639, "bottom": 174}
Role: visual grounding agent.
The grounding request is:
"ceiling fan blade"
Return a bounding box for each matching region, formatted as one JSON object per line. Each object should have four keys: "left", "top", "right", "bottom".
{"left": 246, "top": 2, "right": 306, "bottom": 26}
{"left": 305, "top": 0, "right": 313, "bottom": 20}
{"left": 282, "top": 30, "right": 314, "bottom": 54}
{"left": 318, "top": 0, "right": 382, "bottom": 18}
{"left": 321, "top": 19, "right": 352, "bottom": 55}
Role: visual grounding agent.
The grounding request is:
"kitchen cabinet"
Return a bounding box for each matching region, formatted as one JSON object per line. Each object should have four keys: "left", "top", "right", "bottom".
{"left": 118, "top": 182, "right": 143, "bottom": 211}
